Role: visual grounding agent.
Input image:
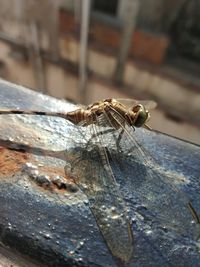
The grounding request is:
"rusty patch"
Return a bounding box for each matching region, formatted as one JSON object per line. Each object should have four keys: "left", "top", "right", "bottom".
{"left": 0, "top": 146, "right": 28, "bottom": 176}
{"left": 0, "top": 144, "right": 77, "bottom": 194}
{"left": 0, "top": 146, "right": 78, "bottom": 194}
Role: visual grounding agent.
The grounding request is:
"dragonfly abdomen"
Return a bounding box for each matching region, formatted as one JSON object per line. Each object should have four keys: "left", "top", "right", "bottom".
{"left": 65, "top": 109, "right": 92, "bottom": 125}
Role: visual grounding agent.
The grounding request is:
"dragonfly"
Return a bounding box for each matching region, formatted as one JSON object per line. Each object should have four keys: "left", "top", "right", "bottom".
{"left": 0, "top": 98, "right": 199, "bottom": 263}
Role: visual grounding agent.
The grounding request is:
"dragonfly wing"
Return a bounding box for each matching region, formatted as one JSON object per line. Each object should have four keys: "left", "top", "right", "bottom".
{"left": 116, "top": 99, "right": 157, "bottom": 110}
{"left": 138, "top": 100, "right": 157, "bottom": 110}
{"left": 67, "top": 118, "right": 133, "bottom": 262}
{"left": 106, "top": 105, "right": 199, "bottom": 238}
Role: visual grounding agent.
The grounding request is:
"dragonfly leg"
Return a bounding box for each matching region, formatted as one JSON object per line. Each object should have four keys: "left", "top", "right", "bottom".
{"left": 187, "top": 202, "right": 200, "bottom": 241}
{"left": 116, "top": 128, "right": 124, "bottom": 148}
{"left": 115, "top": 128, "right": 128, "bottom": 152}
{"left": 90, "top": 128, "right": 116, "bottom": 140}
{"left": 86, "top": 128, "right": 117, "bottom": 148}
{"left": 188, "top": 202, "right": 200, "bottom": 224}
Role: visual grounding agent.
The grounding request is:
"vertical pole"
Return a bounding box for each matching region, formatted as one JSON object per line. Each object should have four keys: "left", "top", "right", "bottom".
{"left": 29, "top": 21, "right": 46, "bottom": 93}
{"left": 49, "top": 8, "right": 60, "bottom": 61}
{"left": 78, "top": 0, "right": 91, "bottom": 104}
{"left": 114, "top": 0, "right": 139, "bottom": 84}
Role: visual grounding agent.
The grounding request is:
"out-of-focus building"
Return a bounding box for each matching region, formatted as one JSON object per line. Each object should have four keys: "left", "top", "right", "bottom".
{"left": 0, "top": 0, "right": 199, "bottom": 144}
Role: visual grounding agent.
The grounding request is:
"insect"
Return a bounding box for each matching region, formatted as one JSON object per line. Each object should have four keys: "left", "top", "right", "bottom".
{"left": 0, "top": 98, "right": 153, "bottom": 129}
{"left": 0, "top": 98, "right": 199, "bottom": 263}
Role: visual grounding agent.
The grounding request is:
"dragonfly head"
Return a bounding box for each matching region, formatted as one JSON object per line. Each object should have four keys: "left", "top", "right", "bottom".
{"left": 132, "top": 104, "right": 150, "bottom": 127}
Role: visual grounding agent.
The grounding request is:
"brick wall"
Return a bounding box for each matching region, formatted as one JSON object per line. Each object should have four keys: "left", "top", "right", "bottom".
{"left": 59, "top": 9, "right": 170, "bottom": 64}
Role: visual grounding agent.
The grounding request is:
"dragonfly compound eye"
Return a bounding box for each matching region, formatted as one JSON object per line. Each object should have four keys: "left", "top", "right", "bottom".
{"left": 132, "top": 104, "right": 149, "bottom": 127}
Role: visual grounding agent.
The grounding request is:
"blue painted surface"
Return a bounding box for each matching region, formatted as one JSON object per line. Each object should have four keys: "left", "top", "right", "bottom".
{"left": 0, "top": 80, "right": 199, "bottom": 267}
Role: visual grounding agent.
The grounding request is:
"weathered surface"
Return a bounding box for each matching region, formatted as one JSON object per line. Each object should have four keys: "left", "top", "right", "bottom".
{"left": 0, "top": 79, "right": 200, "bottom": 267}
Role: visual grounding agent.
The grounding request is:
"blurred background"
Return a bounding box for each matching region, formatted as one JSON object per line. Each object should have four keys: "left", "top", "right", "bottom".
{"left": 0, "top": 0, "right": 199, "bottom": 144}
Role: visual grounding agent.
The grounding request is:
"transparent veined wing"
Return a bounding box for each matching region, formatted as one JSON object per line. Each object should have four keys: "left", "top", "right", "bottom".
{"left": 116, "top": 99, "right": 157, "bottom": 110}
{"left": 100, "top": 104, "right": 200, "bottom": 238}
{"left": 65, "top": 114, "right": 134, "bottom": 263}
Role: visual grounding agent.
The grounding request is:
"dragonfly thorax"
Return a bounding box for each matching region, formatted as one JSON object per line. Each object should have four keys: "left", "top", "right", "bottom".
{"left": 86, "top": 100, "right": 150, "bottom": 129}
